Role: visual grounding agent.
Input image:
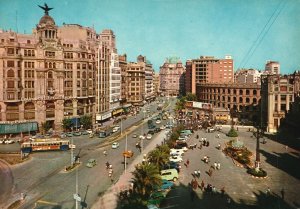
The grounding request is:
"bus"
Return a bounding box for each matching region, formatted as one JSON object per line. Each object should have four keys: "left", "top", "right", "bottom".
{"left": 99, "top": 127, "right": 113, "bottom": 138}
{"left": 21, "top": 138, "right": 70, "bottom": 153}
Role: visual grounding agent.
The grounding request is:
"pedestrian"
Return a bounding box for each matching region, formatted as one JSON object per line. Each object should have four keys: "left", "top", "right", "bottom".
{"left": 214, "top": 162, "right": 217, "bottom": 170}
{"left": 208, "top": 168, "right": 213, "bottom": 177}
{"left": 217, "top": 162, "right": 221, "bottom": 170}
{"left": 281, "top": 188, "right": 285, "bottom": 200}
{"left": 221, "top": 186, "right": 225, "bottom": 196}
{"left": 197, "top": 170, "right": 201, "bottom": 178}
{"left": 212, "top": 186, "right": 217, "bottom": 194}
{"left": 201, "top": 180, "right": 205, "bottom": 191}
{"left": 186, "top": 159, "right": 190, "bottom": 167}
{"left": 227, "top": 197, "right": 231, "bottom": 205}
{"left": 207, "top": 141, "right": 210, "bottom": 147}
{"left": 285, "top": 145, "right": 288, "bottom": 151}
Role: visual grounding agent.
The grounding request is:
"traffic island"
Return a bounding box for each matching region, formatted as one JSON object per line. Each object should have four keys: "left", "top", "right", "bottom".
{"left": 247, "top": 167, "right": 268, "bottom": 178}
{"left": 63, "top": 162, "right": 81, "bottom": 173}
{"left": 224, "top": 139, "right": 252, "bottom": 167}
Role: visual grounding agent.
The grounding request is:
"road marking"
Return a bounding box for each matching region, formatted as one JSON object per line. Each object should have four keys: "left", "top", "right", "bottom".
{"left": 36, "top": 200, "right": 59, "bottom": 206}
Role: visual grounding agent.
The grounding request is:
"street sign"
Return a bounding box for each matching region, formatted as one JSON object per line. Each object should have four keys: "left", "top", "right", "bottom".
{"left": 73, "top": 193, "right": 81, "bottom": 202}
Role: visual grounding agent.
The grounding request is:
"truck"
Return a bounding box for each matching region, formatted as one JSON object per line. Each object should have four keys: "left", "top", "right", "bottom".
{"left": 99, "top": 127, "right": 113, "bottom": 138}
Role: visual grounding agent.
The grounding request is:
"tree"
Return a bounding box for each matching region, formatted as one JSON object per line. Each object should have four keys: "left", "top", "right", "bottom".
{"left": 186, "top": 93, "right": 197, "bottom": 101}
{"left": 131, "top": 163, "right": 162, "bottom": 200}
{"left": 41, "top": 121, "right": 52, "bottom": 134}
{"left": 62, "top": 118, "right": 72, "bottom": 131}
{"left": 148, "top": 145, "right": 170, "bottom": 169}
{"left": 80, "top": 115, "right": 92, "bottom": 129}
{"left": 175, "top": 97, "right": 186, "bottom": 111}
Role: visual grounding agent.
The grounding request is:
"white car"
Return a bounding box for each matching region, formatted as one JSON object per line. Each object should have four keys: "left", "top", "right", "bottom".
{"left": 160, "top": 125, "right": 166, "bottom": 130}
{"left": 146, "top": 134, "right": 152, "bottom": 140}
{"left": 139, "top": 135, "right": 145, "bottom": 140}
{"left": 170, "top": 151, "right": 184, "bottom": 157}
{"left": 112, "top": 126, "right": 120, "bottom": 133}
{"left": 86, "top": 129, "right": 93, "bottom": 134}
{"left": 4, "top": 139, "right": 14, "bottom": 144}
{"left": 169, "top": 155, "right": 183, "bottom": 163}
{"left": 155, "top": 120, "right": 161, "bottom": 124}
{"left": 170, "top": 148, "right": 185, "bottom": 155}
{"left": 69, "top": 144, "right": 76, "bottom": 149}
{"left": 111, "top": 142, "right": 120, "bottom": 149}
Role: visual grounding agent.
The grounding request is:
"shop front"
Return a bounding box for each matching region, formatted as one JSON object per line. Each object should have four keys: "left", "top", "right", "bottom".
{"left": 112, "top": 108, "right": 124, "bottom": 117}
{"left": 96, "top": 111, "right": 112, "bottom": 122}
{"left": 0, "top": 121, "right": 38, "bottom": 136}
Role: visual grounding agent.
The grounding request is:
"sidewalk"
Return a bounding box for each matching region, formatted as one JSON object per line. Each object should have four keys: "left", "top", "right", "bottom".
{"left": 92, "top": 129, "right": 168, "bottom": 209}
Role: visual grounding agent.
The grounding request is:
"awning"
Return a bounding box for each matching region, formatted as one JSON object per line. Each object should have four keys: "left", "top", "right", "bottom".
{"left": 0, "top": 122, "right": 38, "bottom": 134}
{"left": 112, "top": 108, "right": 124, "bottom": 116}
{"left": 123, "top": 104, "right": 132, "bottom": 108}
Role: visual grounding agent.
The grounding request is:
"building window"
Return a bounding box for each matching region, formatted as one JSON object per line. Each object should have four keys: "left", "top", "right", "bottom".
{"left": 7, "top": 48, "right": 14, "bottom": 55}
{"left": 45, "top": 51, "right": 55, "bottom": 58}
{"left": 7, "top": 60, "right": 14, "bottom": 67}
{"left": 7, "top": 81, "right": 14, "bottom": 88}
{"left": 7, "top": 69, "right": 14, "bottom": 77}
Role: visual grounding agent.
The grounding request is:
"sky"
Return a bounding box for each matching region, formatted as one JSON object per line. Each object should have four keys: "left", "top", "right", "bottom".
{"left": 0, "top": 0, "right": 299, "bottom": 74}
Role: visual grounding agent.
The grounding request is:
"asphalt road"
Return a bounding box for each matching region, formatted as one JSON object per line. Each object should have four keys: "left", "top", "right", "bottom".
{"left": 0, "top": 98, "right": 176, "bottom": 209}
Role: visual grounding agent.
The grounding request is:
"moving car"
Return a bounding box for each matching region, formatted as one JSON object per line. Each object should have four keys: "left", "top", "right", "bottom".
{"left": 86, "top": 129, "right": 93, "bottom": 134}
{"left": 112, "top": 142, "right": 120, "bottom": 149}
{"left": 133, "top": 133, "right": 138, "bottom": 138}
{"left": 160, "top": 168, "right": 179, "bottom": 182}
{"left": 112, "top": 126, "right": 120, "bottom": 133}
{"left": 146, "top": 134, "right": 152, "bottom": 140}
{"left": 139, "top": 135, "right": 145, "bottom": 140}
{"left": 123, "top": 150, "right": 134, "bottom": 158}
{"left": 86, "top": 159, "right": 97, "bottom": 168}
{"left": 155, "top": 120, "right": 161, "bottom": 124}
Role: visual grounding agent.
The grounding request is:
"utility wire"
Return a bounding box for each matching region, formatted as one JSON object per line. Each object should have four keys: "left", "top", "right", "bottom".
{"left": 238, "top": 0, "right": 286, "bottom": 69}
{"left": 243, "top": 1, "right": 286, "bottom": 68}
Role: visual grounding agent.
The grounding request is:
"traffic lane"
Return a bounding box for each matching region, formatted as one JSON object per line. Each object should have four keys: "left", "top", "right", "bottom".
{"left": 0, "top": 160, "right": 14, "bottom": 208}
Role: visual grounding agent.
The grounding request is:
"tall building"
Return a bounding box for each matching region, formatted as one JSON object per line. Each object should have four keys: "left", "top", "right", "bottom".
{"left": 265, "top": 61, "right": 280, "bottom": 75}
{"left": 137, "top": 55, "right": 155, "bottom": 102}
{"left": 126, "top": 62, "right": 145, "bottom": 106}
{"left": 119, "top": 54, "right": 127, "bottom": 105}
{"left": 185, "top": 55, "right": 234, "bottom": 94}
{"left": 159, "top": 57, "right": 185, "bottom": 97}
{"left": 153, "top": 73, "right": 160, "bottom": 96}
{"left": 261, "top": 72, "right": 300, "bottom": 133}
{"left": 0, "top": 5, "right": 115, "bottom": 134}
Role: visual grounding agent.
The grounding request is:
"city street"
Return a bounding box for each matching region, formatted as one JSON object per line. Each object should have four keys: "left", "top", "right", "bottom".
{"left": 0, "top": 99, "right": 174, "bottom": 209}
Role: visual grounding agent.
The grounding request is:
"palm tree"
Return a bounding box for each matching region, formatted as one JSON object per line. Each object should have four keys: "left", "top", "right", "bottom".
{"left": 131, "top": 163, "right": 162, "bottom": 200}
{"left": 148, "top": 146, "right": 170, "bottom": 169}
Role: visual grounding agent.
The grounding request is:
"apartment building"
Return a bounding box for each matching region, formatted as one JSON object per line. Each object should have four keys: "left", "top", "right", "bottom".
{"left": 159, "top": 57, "right": 185, "bottom": 97}
{"left": 186, "top": 55, "right": 234, "bottom": 94}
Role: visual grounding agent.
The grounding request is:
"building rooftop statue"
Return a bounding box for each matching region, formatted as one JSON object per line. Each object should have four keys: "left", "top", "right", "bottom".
{"left": 38, "top": 3, "right": 55, "bottom": 26}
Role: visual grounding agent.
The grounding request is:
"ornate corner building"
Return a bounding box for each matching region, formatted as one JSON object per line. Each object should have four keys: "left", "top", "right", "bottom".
{"left": 0, "top": 5, "right": 118, "bottom": 133}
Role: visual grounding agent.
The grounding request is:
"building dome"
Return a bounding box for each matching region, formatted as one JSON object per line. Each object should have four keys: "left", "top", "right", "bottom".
{"left": 39, "top": 14, "right": 55, "bottom": 26}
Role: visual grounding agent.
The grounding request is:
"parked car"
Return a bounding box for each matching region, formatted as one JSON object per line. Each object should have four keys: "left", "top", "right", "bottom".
{"left": 148, "top": 191, "right": 166, "bottom": 206}
{"left": 155, "top": 120, "right": 161, "bottom": 124}
{"left": 81, "top": 130, "right": 89, "bottom": 135}
{"left": 161, "top": 162, "right": 181, "bottom": 173}
{"left": 139, "top": 135, "right": 145, "bottom": 140}
{"left": 60, "top": 133, "right": 67, "bottom": 138}
{"left": 160, "top": 168, "right": 179, "bottom": 182}
{"left": 73, "top": 131, "right": 82, "bottom": 136}
{"left": 169, "top": 155, "right": 183, "bottom": 163}
{"left": 146, "top": 134, "right": 152, "bottom": 140}
{"left": 148, "top": 130, "right": 155, "bottom": 135}
{"left": 66, "top": 132, "right": 73, "bottom": 137}
{"left": 133, "top": 133, "right": 138, "bottom": 138}
{"left": 4, "top": 139, "right": 15, "bottom": 144}
{"left": 86, "top": 129, "right": 93, "bottom": 134}
{"left": 160, "top": 125, "right": 166, "bottom": 130}
{"left": 170, "top": 149, "right": 185, "bottom": 156}
{"left": 160, "top": 179, "right": 174, "bottom": 191}
{"left": 154, "top": 128, "right": 161, "bottom": 133}
{"left": 112, "top": 142, "right": 120, "bottom": 149}
{"left": 86, "top": 159, "right": 97, "bottom": 168}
